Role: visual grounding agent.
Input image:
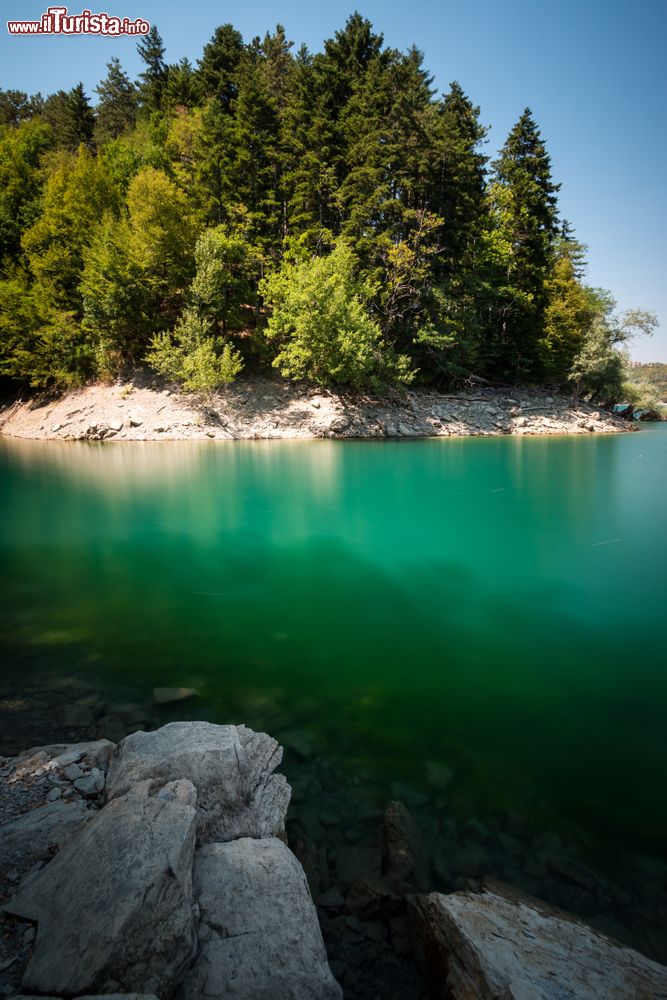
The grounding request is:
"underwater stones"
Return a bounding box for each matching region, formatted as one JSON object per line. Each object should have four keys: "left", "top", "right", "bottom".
{"left": 423, "top": 761, "right": 453, "bottom": 791}
{"left": 152, "top": 687, "right": 198, "bottom": 705}
{"left": 106, "top": 721, "right": 290, "bottom": 842}
{"left": 183, "top": 838, "right": 342, "bottom": 1000}
{"left": 382, "top": 801, "right": 419, "bottom": 881}
{"left": 409, "top": 881, "right": 667, "bottom": 1000}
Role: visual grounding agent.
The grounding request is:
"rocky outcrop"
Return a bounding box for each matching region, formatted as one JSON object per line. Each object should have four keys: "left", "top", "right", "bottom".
{"left": 183, "top": 838, "right": 341, "bottom": 1000}
{"left": 1, "top": 722, "right": 340, "bottom": 1000}
{"left": 106, "top": 721, "right": 290, "bottom": 842}
{"left": 6, "top": 781, "right": 198, "bottom": 997}
{"left": 408, "top": 879, "right": 667, "bottom": 1000}
{"left": 0, "top": 377, "right": 630, "bottom": 442}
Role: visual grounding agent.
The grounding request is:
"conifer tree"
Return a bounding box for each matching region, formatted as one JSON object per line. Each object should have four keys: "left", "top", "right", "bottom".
{"left": 137, "top": 26, "right": 167, "bottom": 113}
{"left": 197, "top": 24, "right": 244, "bottom": 110}
{"left": 94, "top": 59, "right": 137, "bottom": 144}
{"left": 487, "top": 108, "right": 560, "bottom": 378}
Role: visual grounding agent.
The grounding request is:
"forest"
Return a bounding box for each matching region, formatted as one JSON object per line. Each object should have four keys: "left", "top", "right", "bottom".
{"left": 0, "top": 14, "right": 657, "bottom": 399}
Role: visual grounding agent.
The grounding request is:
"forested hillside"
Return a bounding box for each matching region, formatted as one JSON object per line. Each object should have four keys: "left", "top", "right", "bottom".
{"left": 0, "top": 15, "right": 656, "bottom": 396}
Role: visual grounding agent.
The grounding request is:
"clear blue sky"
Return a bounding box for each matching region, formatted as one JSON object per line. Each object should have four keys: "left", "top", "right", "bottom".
{"left": 2, "top": 0, "right": 666, "bottom": 360}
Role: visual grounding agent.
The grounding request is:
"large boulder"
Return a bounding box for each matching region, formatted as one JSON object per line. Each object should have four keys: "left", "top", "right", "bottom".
{"left": 5, "top": 780, "right": 197, "bottom": 998}
{"left": 0, "top": 799, "right": 93, "bottom": 884}
{"left": 106, "top": 721, "right": 290, "bottom": 842}
{"left": 181, "top": 837, "right": 342, "bottom": 1000}
{"left": 409, "top": 880, "right": 667, "bottom": 999}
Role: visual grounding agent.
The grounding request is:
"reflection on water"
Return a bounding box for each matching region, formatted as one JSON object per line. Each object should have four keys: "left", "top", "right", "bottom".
{"left": 1, "top": 430, "right": 666, "bottom": 861}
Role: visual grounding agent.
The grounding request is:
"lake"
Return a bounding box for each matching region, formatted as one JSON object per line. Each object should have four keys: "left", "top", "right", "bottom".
{"left": 1, "top": 426, "right": 666, "bottom": 941}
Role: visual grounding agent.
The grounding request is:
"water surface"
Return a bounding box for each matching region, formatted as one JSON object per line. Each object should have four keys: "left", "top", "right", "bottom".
{"left": 1, "top": 427, "right": 666, "bottom": 864}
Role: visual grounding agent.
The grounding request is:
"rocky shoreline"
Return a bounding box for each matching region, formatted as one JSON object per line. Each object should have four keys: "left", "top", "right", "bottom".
{"left": 2, "top": 718, "right": 667, "bottom": 1000}
{"left": 0, "top": 374, "right": 631, "bottom": 442}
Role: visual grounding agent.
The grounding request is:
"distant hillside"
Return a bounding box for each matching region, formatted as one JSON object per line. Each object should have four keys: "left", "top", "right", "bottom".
{"left": 630, "top": 363, "right": 667, "bottom": 399}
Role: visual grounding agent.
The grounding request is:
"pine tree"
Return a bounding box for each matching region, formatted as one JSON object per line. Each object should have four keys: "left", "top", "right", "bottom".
{"left": 137, "top": 26, "right": 167, "bottom": 113}
{"left": 94, "top": 59, "right": 137, "bottom": 144}
{"left": 41, "top": 87, "right": 96, "bottom": 151}
{"left": 487, "top": 108, "right": 560, "bottom": 378}
{"left": 164, "top": 58, "right": 202, "bottom": 110}
{"left": 197, "top": 24, "right": 244, "bottom": 110}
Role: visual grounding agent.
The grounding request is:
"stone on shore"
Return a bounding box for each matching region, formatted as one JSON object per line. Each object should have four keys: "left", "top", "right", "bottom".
{"left": 408, "top": 880, "right": 667, "bottom": 999}
{"left": 182, "top": 837, "right": 342, "bottom": 1000}
{"left": 0, "top": 799, "right": 93, "bottom": 883}
{"left": 106, "top": 721, "right": 290, "bottom": 842}
{"left": 5, "top": 781, "right": 197, "bottom": 997}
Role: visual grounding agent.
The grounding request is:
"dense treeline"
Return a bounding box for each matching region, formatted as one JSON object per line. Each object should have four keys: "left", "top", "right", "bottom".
{"left": 0, "top": 15, "right": 656, "bottom": 397}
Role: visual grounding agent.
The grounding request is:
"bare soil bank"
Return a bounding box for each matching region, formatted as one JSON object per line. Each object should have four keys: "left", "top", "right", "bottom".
{"left": 0, "top": 375, "right": 630, "bottom": 442}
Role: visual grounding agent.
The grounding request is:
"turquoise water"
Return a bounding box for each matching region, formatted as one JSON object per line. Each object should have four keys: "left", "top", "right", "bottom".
{"left": 1, "top": 427, "right": 666, "bottom": 862}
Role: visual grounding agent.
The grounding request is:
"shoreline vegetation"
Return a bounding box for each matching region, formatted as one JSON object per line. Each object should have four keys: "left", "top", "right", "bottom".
{"left": 0, "top": 375, "right": 634, "bottom": 441}
{"left": 0, "top": 16, "right": 660, "bottom": 409}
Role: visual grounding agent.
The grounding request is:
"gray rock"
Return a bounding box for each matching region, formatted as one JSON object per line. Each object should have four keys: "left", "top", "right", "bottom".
{"left": 182, "top": 838, "right": 342, "bottom": 1000}
{"left": 423, "top": 761, "right": 453, "bottom": 791}
{"left": 106, "top": 721, "right": 290, "bottom": 843}
{"left": 63, "top": 763, "right": 83, "bottom": 782}
{"left": 73, "top": 768, "right": 105, "bottom": 798}
{"left": 5, "top": 782, "right": 197, "bottom": 997}
{"left": 152, "top": 687, "right": 198, "bottom": 705}
{"left": 382, "top": 801, "right": 419, "bottom": 881}
{"left": 0, "top": 800, "right": 93, "bottom": 883}
{"left": 10, "top": 996, "right": 158, "bottom": 1000}
{"left": 409, "top": 881, "right": 667, "bottom": 999}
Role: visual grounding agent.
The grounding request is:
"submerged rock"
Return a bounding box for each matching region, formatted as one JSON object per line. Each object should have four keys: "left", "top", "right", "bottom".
{"left": 152, "top": 687, "right": 198, "bottom": 705}
{"left": 409, "top": 880, "right": 667, "bottom": 999}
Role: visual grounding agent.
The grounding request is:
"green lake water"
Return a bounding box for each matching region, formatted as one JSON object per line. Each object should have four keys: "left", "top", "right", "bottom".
{"left": 1, "top": 427, "right": 666, "bottom": 867}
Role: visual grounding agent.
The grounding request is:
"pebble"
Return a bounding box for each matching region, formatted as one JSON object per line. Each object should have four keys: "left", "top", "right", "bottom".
{"left": 47, "top": 786, "right": 62, "bottom": 801}
{"left": 63, "top": 763, "right": 84, "bottom": 781}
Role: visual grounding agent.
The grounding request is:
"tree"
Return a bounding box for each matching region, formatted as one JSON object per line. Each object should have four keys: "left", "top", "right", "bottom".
{"left": 22, "top": 146, "right": 115, "bottom": 311}
{"left": 164, "top": 58, "right": 202, "bottom": 110}
{"left": 568, "top": 292, "right": 657, "bottom": 403}
{"left": 94, "top": 58, "right": 137, "bottom": 144}
{"left": 0, "top": 120, "right": 53, "bottom": 268}
{"left": 487, "top": 108, "right": 560, "bottom": 378}
{"left": 539, "top": 237, "right": 595, "bottom": 383}
{"left": 190, "top": 227, "right": 261, "bottom": 334}
{"left": 137, "top": 26, "right": 167, "bottom": 113}
{"left": 260, "top": 240, "right": 413, "bottom": 388}
{"left": 62, "top": 83, "right": 95, "bottom": 150}
{"left": 82, "top": 166, "right": 199, "bottom": 373}
{"left": 146, "top": 307, "right": 243, "bottom": 393}
{"left": 197, "top": 24, "right": 244, "bottom": 109}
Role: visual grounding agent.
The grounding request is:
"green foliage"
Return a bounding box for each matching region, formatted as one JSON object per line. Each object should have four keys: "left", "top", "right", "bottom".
{"left": 191, "top": 227, "right": 260, "bottom": 333}
{"left": 137, "top": 26, "right": 167, "bottom": 113}
{"left": 94, "top": 59, "right": 137, "bottom": 145}
{"left": 22, "top": 146, "right": 115, "bottom": 311}
{"left": 0, "top": 120, "right": 53, "bottom": 268}
{"left": 0, "top": 16, "right": 658, "bottom": 396}
{"left": 0, "top": 273, "right": 90, "bottom": 389}
{"left": 82, "top": 166, "right": 199, "bottom": 375}
{"left": 146, "top": 307, "right": 243, "bottom": 393}
{"left": 261, "top": 241, "right": 413, "bottom": 388}
{"left": 568, "top": 292, "right": 657, "bottom": 403}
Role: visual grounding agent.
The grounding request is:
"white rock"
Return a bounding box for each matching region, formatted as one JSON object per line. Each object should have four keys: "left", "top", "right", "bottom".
{"left": 182, "top": 838, "right": 342, "bottom": 1000}
{"left": 409, "top": 882, "right": 667, "bottom": 999}
{"left": 5, "top": 782, "right": 198, "bottom": 997}
{"left": 106, "top": 721, "right": 290, "bottom": 843}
